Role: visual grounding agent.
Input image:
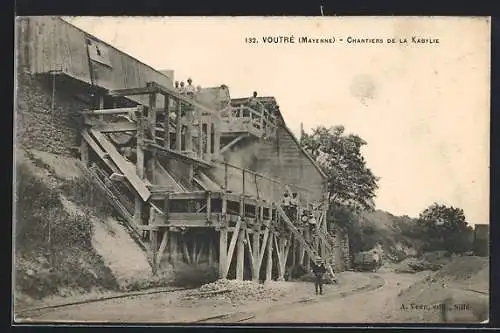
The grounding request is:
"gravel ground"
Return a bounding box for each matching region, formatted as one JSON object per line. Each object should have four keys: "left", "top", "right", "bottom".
{"left": 15, "top": 272, "right": 371, "bottom": 323}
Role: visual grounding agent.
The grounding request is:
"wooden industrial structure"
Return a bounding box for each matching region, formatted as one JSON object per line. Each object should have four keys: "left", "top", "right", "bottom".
{"left": 17, "top": 16, "right": 346, "bottom": 282}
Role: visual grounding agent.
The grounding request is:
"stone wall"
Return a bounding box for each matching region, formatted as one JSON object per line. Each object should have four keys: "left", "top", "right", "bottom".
{"left": 15, "top": 70, "right": 89, "bottom": 157}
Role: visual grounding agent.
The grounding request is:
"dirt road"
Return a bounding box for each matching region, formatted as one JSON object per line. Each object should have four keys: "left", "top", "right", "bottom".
{"left": 233, "top": 272, "right": 421, "bottom": 323}
{"left": 17, "top": 272, "right": 418, "bottom": 324}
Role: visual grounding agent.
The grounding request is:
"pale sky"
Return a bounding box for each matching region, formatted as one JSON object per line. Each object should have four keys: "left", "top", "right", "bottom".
{"left": 64, "top": 16, "right": 491, "bottom": 225}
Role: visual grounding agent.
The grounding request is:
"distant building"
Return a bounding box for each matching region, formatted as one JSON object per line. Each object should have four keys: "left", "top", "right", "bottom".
{"left": 473, "top": 224, "right": 489, "bottom": 257}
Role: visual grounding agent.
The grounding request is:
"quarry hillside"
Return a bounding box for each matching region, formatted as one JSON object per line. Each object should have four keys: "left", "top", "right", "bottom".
{"left": 14, "top": 148, "right": 168, "bottom": 309}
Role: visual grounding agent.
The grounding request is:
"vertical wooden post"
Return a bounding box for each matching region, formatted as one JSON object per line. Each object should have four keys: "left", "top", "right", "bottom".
{"left": 276, "top": 237, "right": 286, "bottom": 281}
{"left": 242, "top": 169, "right": 246, "bottom": 196}
{"left": 98, "top": 94, "right": 104, "bottom": 121}
{"left": 148, "top": 83, "right": 157, "bottom": 139}
{"left": 299, "top": 229, "right": 305, "bottom": 265}
{"left": 224, "top": 162, "right": 228, "bottom": 190}
{"left": 197, "top": 113, "right": 203, "bottom": 158}
{"left": 236, "top": 193, "right": 245, "bottom": 280}
{"left": 252, "top": 227, "right": 260, "bottom": 282}
{"left": 134, "top": 107, "right": 146, "bottom": 227}
{"left": 236, "top": 224, "right": 245, "bottom": 280}
{"left": 164, "top": 95, "right": 170, "bottom": 149}
{"left": 206, "top": 191, "right": 212, "bottom": 221}
{"left": 206, "top": 120, "right": 212, "bottom": 159}
{"left": 155, "top": 229, "right": 169, "bottom": 271}
{"left": 213, "top": 118, "right": 220, "bottom": 156}
{"left": 136, "top": 106, "right": 145, "bottom": 179}
{"left": 164, "top": 193, "right": 170, "bottom": 224}
{"left": 175, "top": 99, "right": 182, "bottom": 151}
{"left": 219, "top": 193, "right": 228, "bottom": 278}
{"left": 219, "top": 229, "right": 228, "bottom": 278}
{"left": 266, "top": 232, "right": 274, "bottom": 281}
{"left": 151, "top": 229, "right": 159, "bottom": 275}
{"left": 186, "top": 106, "right": 193, "bottom": 153}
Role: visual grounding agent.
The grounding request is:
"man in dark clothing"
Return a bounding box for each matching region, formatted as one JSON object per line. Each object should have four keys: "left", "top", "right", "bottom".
{"left": 311, "top": 258, "right": 327, "bottom": 295}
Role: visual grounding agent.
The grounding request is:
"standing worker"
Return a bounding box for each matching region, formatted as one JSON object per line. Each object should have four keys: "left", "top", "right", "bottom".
{"left": 179, "top": 81, "right": 186, "bottom": 95}
{"left": 290, "top": 192, "right": 299, "bottom": 222}
{"left": 308, "top": 212, "right": 317, "bottom": 232}
{"left": 185, "top": 78, "right": 196, "bottom": 99}
{"left": 311, "top": 258, "right": 327, "bottom": 295}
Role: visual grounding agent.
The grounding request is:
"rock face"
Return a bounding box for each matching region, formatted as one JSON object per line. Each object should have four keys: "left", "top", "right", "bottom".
{"left": 15, "top": 70, "right": 89, "bottom": 156}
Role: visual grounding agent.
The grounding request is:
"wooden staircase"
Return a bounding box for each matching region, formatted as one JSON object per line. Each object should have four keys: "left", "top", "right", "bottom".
{"left": 276, "top": 205, "right": 337, "bottom": 282}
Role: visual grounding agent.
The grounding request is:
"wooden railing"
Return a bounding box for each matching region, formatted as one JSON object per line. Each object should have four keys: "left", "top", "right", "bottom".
{"left": 219, "top": 103, "right": 277, "bottom": 137}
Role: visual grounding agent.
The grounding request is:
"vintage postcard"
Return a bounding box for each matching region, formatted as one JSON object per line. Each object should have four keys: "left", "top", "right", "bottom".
{"left": 13, "top": 16, "right": 490, "bottom": 324}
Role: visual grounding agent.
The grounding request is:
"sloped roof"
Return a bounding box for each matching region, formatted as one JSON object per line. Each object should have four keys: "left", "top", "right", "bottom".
{"left": 231, "top": 95, "right": 327, "bottom": 180}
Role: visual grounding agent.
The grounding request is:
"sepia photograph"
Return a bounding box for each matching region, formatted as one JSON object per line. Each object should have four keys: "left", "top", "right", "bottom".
{"left": 13, "top": 16, "right": 490, "bottom": 324}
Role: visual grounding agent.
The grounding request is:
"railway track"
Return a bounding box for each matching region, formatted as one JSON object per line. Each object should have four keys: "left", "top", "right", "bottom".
{"left": 15, "top": 286, "right": 191, "bottom": 317}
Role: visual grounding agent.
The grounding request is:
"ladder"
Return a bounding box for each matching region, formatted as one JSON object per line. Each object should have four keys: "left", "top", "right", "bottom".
{"left": 276, "top": 205, "right": 337, "bottom": 283}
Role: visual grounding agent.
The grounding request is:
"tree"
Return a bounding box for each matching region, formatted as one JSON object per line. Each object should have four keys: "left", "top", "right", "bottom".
{"left": 417, "top": 203, "right": 473, "bottom": 253}
{"left": 300, "top": 125, "right": 379, "bottom": 213}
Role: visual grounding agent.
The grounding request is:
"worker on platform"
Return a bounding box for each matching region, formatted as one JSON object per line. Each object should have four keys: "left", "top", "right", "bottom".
{"left": 179, "top": 81, "right": 186, "bottom": 95}
{"left": 300, "top": 210, "right": 310, "bottom": 226}
{"left": 175, "top": 80, "right": 180, "bottom": 91}
{"left": 308, "top": 212, "right": 317, "bottom": 233}
{"left": 185, "top": 78, "right": 196, "bottom": 99}
{"left": 311, "top": 257, "right": 327, "bottom": 295}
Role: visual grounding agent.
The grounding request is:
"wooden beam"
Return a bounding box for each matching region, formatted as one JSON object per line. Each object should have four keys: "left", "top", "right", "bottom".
{"left": 274, "top": 236, "right": 284, "bottom": 281}
{"left": 236, "top": 224, "right": 245, "bottom": 280}
{"left": 257, "top": 224, "right": 270, "bottom": 269}
{"left": 148, "top": 84, "right": 157, "bottom": 139}
{"left": 191, "top": 239, "right": 198, "bottom": 264}
{"left": 197, "top": 118, "right": 203, "bottom": 157}
{"left": 109, "top": 86, "right": 159, "bottom": 97}
{"left": 164, "top": 95, "right": 170, "bottom": 149}
{"left": 81, "top": 130, "right": 116, "bottom": 171}
{"left": 149, "top": 81, "right": 220, "bottom": 118}
{"left": 151, "top": 230, "right": 159, "bottom": 275}
{"left": 224, "top": 218, "right": 241, "bottom": 277}
{"left": 175, "top": 100, "right": 182, "bottom": 151}
{"left": 139, "top": 224, "right": 159, "bottom": 231}
{"left": 182, "top": 240, "right": 191, "bottom": 264}
{"left": 185, "top": 108, "right": 193, "bottom": 152}
{"left": 220, "top": 134, "right": 249, "bottom": 154}
{"left": 252, "top": 228, "right": 260, "bottom": 282}
{"left": 206, "top": 191, "right": 212, "bottom": 221}
{"left": 206, "top": 121, "right": 212, "bottom": 158}
{"left": 81, "top": 107, "right": 138, "bottom": 115}
{"left": 245, "top": 230, "right": 254, "bottom": 267}
{"left": 155, "top": 229, "right": 169, "bottom": 270}
{"left": 213, "top": 121, "right": 220, "bottom": 156}
{"left": 169, "top": 191, "right": 208, "bottom": 200}
{"left": 89, "top": 129, "right": 150, "bottom": 201}
{"left": 219, "top": 228, "right": 228, "bottom": 278}
{"left": 195, "top": 241, "right": 205, "bottom": 264}
{"left": 265, "top": 232, "right": 274, "bottom": 281}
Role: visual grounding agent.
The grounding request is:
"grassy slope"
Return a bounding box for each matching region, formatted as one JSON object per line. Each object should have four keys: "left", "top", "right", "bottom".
{"left": 14, "top": 150, "right": 119, "bottom": 306}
